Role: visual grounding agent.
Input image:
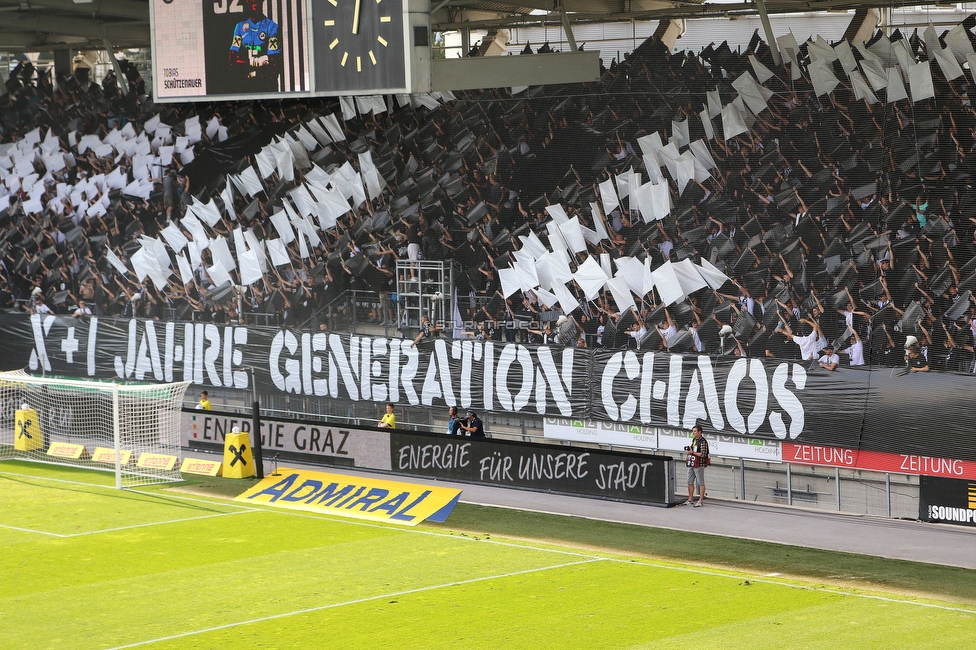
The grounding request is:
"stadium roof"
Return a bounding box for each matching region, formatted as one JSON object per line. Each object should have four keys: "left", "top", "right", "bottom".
{"left": 0, "top": 0, "right": 942, "bottom": 52}
{"left": 0, "top": 0, "right": 149, "bottom": 50}
{"left": 430, "top": 0, "right": 887, "bottom": 31}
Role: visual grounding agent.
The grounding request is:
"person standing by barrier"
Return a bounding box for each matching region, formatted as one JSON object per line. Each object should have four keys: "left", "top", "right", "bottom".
{"left": 446, "top": 406, "right": 461, "bottom": 435}
{"left": 459, "top": 410, "right": 485, "bottom": 438}
{"left": 378, "top": 403, "right": 396, "bottom": 428}
{"left": 906, "top": 344, "right": 930, "bottom": 373}
{"left": 685, "top": 425, "right": 709, "bottom": 507}
{"left": 411, "top": 314, "right": 442, "bottom": 348}
{"left": 197, "top": 391, "right": 212, "bottom": 411}
{"left": 817, "top": 343, "right": 839, "bottom": 371}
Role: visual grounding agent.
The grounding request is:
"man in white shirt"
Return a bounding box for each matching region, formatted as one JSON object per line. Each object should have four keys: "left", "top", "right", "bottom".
{"left": 657, "top": 310, "right": 676, "bottom": 344}
{"left": 778, "top": 318, "right": 825, "bottom": 361}
{"left": 32, "top": 296, "right": 51, "bottom": 315}
{"left": 73, "top": 300, "right": 92, "bottom": 317}
{"left": 817, "top": 343, "right": 839, "bottom": 371}
{"left": 657, "top": 235, "right": 673, "bottom": 260}
{"left": 629, "top": 315, "right": 648, "bottom": 344}
{"left": 840, "top": 331, "right": 864, "bottom": 366}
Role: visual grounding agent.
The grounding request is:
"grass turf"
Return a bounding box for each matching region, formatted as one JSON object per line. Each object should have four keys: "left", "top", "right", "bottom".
{"left": 429, "top": 505, "right": 976, "bottom": 604}
{"left": 1, "top": 460, "right": 975, "bottom": 649}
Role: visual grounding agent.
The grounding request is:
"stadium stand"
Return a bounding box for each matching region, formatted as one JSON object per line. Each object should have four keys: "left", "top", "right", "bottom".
{"left": 2, "top": 24, "right": 976, "bottom": 374}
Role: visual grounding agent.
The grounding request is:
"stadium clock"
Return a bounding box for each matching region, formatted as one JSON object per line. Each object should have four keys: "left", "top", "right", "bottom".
{"left": 314, "top": 0, "right": 407, "bottom": 93}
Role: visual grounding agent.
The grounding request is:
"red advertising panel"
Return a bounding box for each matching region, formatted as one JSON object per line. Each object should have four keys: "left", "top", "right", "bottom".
{"left": 783, "top": 443, "right": 976, "bottom": 481}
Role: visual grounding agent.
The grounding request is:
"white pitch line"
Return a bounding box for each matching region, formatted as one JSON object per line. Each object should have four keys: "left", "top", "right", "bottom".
{"left": 127, "top": 489, "right": 259, "bottom": 511}
{"left": 0, "top": 471, "right": 211, "bottom": 498}
{"left": 0, "top": 470, "right": 119, "bottom": 490}
{"left": 0, "top": 469, "right": 598, "bottom": 556}
{"left": 0, "top": 522, "right": 66, "bottom": 537}
{"left": 106, "top": 558, "right": 605, "bottom": 649}
{"left": 5, "top": 468, "right": 976, "bottom": 616}
{"left": 62, "top": 510, "right": 258, "bottom": 537}
{"left": 239, "top": 505, "right": 976, "bottom": 617}
{"left": 0, "top": 472, "right": 257, "bottom": 513}
{"left": 253, "top": 505, "right": 607, "bottom": 560}
{"left": 124, "top": 486, "right": 605, "bottom": 561}
{"left": 98, "top": 488, "right": 976, "bottom": 612}
{"left": 0, "top": 470, "right": 257, "bottom": 538}
{"left": 785, "top": 583, "right": 976, "bottom": 615}
{"left": 601, "top": 557, "right": 976, "bottom": 616}
{"left": 0, "top": 471, "right": 250, "bottom": 508}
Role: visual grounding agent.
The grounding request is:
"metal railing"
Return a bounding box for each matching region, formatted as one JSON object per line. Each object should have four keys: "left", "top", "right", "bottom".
{"left": 701, "top": 458, "right": 917, "bottom": 518}
{"left": 187, "top": 384, "right": 921, "bottom": 520}
{"left": 299, "top": 289, "right": 392, "bottom": 331}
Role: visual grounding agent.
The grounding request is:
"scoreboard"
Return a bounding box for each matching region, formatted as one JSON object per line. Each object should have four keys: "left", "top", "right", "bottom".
{"left": 150, "top": 0, "right": 430, "bottom": 101}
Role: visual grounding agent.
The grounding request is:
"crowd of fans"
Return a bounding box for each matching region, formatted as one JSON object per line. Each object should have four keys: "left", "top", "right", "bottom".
{"left": 3, "top": 23, "right": 976, "bottom": 373}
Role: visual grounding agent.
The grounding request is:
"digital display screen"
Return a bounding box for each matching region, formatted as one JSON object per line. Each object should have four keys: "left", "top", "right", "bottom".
{"left": 152, "top": 0, "right": 311, "bottom": 99}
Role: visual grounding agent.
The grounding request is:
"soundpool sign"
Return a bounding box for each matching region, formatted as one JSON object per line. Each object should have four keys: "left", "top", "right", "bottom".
{"left": 918, "top": 476, "right": 976, "bottom": 527}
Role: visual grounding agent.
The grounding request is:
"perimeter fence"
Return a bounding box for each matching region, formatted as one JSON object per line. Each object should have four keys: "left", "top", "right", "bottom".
{"left": 188, "top": 384, "right": 920, "bottom": 519}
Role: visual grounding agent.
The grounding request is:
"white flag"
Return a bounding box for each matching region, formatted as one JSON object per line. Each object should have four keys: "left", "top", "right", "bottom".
{"left": 239, "top": 249, "right": 263, "bottom": 286}
{"left": 106, "top": 248, "right": 129, "bottom": 275}
{"left": 176, "top": 252, "right": 194, "bottom": 286}
{"left": 599, "top": 179, "right": 619, "bottom": 215}
{"left": 267, "top": 238, "right": 291, "bottom": 267}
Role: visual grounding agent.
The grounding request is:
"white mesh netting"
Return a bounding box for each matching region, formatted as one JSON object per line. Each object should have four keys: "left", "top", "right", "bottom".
{"left": 0, "top": 370, "right": 191, "bottom": 488}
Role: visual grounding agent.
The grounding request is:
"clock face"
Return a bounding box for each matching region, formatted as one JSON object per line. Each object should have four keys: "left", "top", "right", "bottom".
{"left": 313, "top": 0, "right": 406, "bottom": 93}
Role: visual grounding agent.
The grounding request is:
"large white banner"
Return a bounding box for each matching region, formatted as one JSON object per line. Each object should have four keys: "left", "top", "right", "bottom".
{"left": 13, "top": 313, "right": 973, "bottom": 462}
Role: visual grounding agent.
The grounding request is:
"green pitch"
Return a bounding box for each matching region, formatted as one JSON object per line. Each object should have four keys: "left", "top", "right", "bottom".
{"left": 2, "top": 461, "right": 975, "bottom": 650}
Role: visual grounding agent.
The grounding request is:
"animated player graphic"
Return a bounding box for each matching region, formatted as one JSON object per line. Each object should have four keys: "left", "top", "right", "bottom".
{"left": 228, "top": 0, "right": 281, "bottom": 92}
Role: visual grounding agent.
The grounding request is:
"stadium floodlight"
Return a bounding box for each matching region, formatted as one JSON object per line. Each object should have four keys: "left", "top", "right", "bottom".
{"left": 0, "top": 370, "right": 190, "bottom": 488}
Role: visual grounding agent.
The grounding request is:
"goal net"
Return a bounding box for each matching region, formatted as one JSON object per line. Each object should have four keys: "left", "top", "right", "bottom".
{"left": 0, "top": 370, "right": 191, "bottom": 488}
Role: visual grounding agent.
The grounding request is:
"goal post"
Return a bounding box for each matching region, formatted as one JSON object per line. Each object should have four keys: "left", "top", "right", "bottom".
{"left": 0, "top": 370, "right": 191, "bottom": 488}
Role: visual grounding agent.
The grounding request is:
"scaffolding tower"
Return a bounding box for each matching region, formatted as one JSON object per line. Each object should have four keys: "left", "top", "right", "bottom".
{"left": 396, "top": 260, "right": 455, "bottom": 335}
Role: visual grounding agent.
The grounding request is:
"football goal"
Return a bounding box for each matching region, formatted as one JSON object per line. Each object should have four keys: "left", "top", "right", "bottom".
{"left": 0, "top": 370, "right": 191, "bottom": 488}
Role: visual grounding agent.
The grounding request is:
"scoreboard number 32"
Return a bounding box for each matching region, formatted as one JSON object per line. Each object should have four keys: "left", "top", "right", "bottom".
{"left": 213, "top": 0, "right": 246, "bottom": 14}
